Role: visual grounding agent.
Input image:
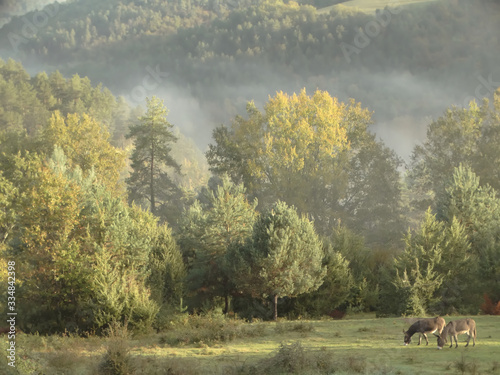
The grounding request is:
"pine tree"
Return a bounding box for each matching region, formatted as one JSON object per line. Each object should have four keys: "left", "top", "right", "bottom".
{"left": 230, "top": 201, "right": 326, "bottom": 320}
{"left": 148, "top": 224, "right": 186, "bottom": 307}
{"left": 127, "top": 96, "right": 180, "bottom": 215}
{"left": 393, "top": 209, "right": 445, "bottom": 316}
{"left": 437, "top": 164, "right": 500, "bottom": 308}
{"left": 179, "top": 175, "right": 257, "bottom": 313}
{"left": 289, "top": 243, "right": 353, "bottom": 317}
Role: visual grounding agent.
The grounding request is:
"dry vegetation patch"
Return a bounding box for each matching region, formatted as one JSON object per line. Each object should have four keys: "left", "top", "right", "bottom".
{"left": 4, "top": 314, "right": 500, "bottom": 375}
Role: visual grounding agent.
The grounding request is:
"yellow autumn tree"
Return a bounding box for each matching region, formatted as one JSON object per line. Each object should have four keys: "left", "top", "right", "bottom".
{"left": 42, "top": 111, "right": 126, "bottom": 191}
{"left": 208, "top": 88, "right": 372, "bottom": 224}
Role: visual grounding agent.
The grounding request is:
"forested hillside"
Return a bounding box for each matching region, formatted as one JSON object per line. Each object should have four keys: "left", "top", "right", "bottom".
{"left": 1, "top": 0, "right": 500, "bottom": 336}
{"left": 0, "top": 0, "right": 499, "bottom": 156}
{"left": 0, "top": 0, "right": 66, "bottom": 27}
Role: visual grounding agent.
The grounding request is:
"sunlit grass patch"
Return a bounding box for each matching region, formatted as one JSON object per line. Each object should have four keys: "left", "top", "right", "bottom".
{"left": 14, "top": 315, "right": 500, "bottom": 375}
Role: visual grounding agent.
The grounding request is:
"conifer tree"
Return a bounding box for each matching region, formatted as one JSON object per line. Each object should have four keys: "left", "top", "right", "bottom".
{"left": 148, "top": 224, "right": 186, "bottom": 307}
{"left": 437, "top": 164, "right": 500, "bottom": 306}
{"left": 127, "top": 96, "right": 180, "bottom": 215}
{"left": 230, "top": 201, "right": 326, "bottom": 320}
{"left": 179, "top": 175, "right": 257, "bottom": 313}
{"left": 393, "top": 209, "right": 445, "bottom": 315}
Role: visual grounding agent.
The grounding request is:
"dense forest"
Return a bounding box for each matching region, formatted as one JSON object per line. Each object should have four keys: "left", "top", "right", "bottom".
{"left": 1, "top": 0, "right": 500, "bottom": 335}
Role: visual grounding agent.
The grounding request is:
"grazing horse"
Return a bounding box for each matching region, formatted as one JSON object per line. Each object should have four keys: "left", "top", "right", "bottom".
{"left": 403, "top": 317, "right": 446, "bottom": 346}
{"left": 437, "top": 319, "right": 476, "bottom": 349}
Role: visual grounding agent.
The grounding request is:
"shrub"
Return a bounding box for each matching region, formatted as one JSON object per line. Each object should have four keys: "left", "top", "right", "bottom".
{"left": 236, "top": 341, "right": 339, "bottom": 374}
{"left": 158, "top": 312, "right": 268, "bottom": 346}
{"left": 263, "top": 341, "right": 311, "bottom": 374}
{"left": 328, "top": 309, "right": 346, "bottom": 320}
{"left": 343, "top": 355, "right": 366, "bottom": 373}
{"left": 274, "top": 321, "right": 314, "bottom": 334}
{"left": 453, "top": 354, "right": 479, "bottom": 375}
{"left": 480, "top": 294, "right": 500, "bottom": 315}
{"left": 98, "top": 322, "right": 135, "bottom": 375}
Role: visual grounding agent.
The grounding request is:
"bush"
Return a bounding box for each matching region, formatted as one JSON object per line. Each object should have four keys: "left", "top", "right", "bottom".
{"left": 452, "top": 354, "right": 479, "bottom": 375}
{"left": 274, "top": 321, "right": 315, "bottom": 334}
{"left": 261, "top": 341, "right": 312, "bottom": 374}
{"left": 159, "top": 311, "right": 268, "bottom": 346}
{"left": 235, "top": 341, "right": 341, "bottom": 375}
{"left": 98, "top": 322, "right": 135, "bottom": 375}
{"left": 328, "top": 309, "right": 346, "bottom": 319}
{"left": 480, "top": 294, "right": 500, "bottom": 315}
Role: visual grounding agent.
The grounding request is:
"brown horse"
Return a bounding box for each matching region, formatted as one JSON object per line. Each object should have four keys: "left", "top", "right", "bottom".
{"left": 403, "top": 317, "right": 446, "bottom": 346}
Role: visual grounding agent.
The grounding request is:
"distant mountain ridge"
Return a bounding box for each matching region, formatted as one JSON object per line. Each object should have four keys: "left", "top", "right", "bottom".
{"left": 0, "top": 0, "right": 67, "bottom": 27}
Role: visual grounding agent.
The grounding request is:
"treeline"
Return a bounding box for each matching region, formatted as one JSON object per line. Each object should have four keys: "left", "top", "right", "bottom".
{"left": 1, "top": 60, "right": 500, "bottom": 334}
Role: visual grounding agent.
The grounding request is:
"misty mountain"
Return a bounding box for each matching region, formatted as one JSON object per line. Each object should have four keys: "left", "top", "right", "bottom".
{"left": 0, "top": 0, "right": 499, "bottom": 159}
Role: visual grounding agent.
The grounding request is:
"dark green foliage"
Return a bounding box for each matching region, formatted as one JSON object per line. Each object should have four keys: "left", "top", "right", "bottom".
{"left": 229, "top": 201, "right": 326, "bottom": 320}
{"left": 148, "top": 225, "right": 186, "bottom": 306}
{"left": 0, "top": 0, "right": 500, "bottom": 324}
{"left": 126, "top": 96, "right": 181, "bottom": 215}
{"left": 178, "top": 175, "right": 257, "bottom": 313}
{"left": 2, "top": 0, "right": 498, "bottom": 136}
{"left": 391, "top": 209, "right": 446, "bottom": 316}
{"left": 437, "top": 165, "right": 500, "bottom": 309}
{"left": 342, "top": 135, "right": 405, "bottom": 248}
{"left": 329, "top": 225, "right": 383, "bottom": 311}
{"left": 285, "top": 244, "right": 353, "bottom": 318}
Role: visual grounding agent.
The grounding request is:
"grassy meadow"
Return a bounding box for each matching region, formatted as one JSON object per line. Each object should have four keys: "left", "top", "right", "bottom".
{"left": 318, "top": 0, "right": 440, "bottom": 14}
{"left": 2, "top": 313, "right": 500, "bottom": 374}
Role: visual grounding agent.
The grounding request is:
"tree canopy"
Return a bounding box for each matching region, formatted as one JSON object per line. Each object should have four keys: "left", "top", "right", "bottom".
{"left": 228, "top": 201, "right": 326, "bottom": 320}
{"left": 127, "top": 96, "right": 181, "bottom": 216}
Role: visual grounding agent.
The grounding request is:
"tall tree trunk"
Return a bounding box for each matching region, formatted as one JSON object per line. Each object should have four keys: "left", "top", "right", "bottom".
{"left": 273, "top": 294, "right": 278, "bottom": 321}
{"left": 150, "top": 147, "right": 155, "bottom": 214}
{"left": 224, "top": 294, "right": 229, "bottom": 315}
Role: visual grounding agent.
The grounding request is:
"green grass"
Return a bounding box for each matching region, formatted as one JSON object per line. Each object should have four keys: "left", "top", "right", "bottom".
{"left": 317, "top": 0, "right": 440, "bottom": 14}
{"left": 3, "top": 314, "right": 500, "bottom": 374}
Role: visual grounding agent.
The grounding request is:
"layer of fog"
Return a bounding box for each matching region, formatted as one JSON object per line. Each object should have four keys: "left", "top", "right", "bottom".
{"left": 116, "top": 67, "right": 494, "bottom": 163}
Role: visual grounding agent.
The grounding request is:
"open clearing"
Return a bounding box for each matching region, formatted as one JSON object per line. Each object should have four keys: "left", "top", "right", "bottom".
{"left": 318, "top": 0, "right": 440, "bottom": 14}
{"left": 4, "top": 314, "right": 500, "bottom": 374}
